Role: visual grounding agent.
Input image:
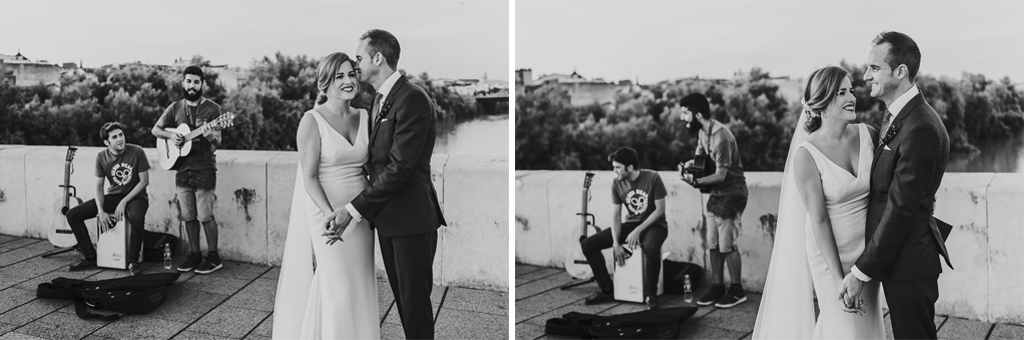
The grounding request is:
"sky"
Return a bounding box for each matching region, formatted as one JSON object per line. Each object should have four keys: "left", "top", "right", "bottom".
{"left": 0, "top": 0, "right": 509, "bottom": 80}
{"left": 516, "top": 0, "right": 1024, "bottom": 84}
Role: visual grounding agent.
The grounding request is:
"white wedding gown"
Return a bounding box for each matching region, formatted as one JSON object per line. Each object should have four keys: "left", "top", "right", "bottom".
{"left": 273, "top": 110, "right": 380, "bottom": 339}
{"left": 800, "top": 124, "right": 884, "bottom": 339}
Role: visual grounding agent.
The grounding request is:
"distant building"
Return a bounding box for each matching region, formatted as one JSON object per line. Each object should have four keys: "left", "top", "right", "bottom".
{"left": 445, "top": 73, "right": 509, "bottom": 97}
{"left": 0, "top": 52, "right": 62, "bottom": 87}
{"left": 517, "top": 69, "right": 620, "bottom": 107}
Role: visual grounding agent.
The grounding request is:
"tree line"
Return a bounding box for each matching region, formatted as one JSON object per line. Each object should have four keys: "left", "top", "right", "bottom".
{"left": 515, "top": 64, "right": 1024, "bottom": 171}
{"left": 0, "top": 53, "right": 506, "bottom": 150}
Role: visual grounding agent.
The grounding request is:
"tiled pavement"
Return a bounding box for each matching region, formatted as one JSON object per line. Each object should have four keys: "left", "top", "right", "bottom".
{"left": 0, "top": 234, "right": 508, "bottom": 340}
{"left": 515, "top": 263, "right": 1024, "bottom": 340}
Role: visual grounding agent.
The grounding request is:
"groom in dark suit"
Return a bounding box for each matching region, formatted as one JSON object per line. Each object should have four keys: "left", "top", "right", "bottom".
{"left": 324, "top": 29, "right": 446, "bottom": 339}
{"left": 840, "top": 31, "right": 953, "bottom": 340}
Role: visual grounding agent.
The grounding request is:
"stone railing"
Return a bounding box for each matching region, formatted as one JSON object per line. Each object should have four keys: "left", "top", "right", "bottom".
{"left": 515, "top": 170, "right": 1022, "bottom": 324}
{"left": 0, "top": 145, "right": 508, "bottom": 291}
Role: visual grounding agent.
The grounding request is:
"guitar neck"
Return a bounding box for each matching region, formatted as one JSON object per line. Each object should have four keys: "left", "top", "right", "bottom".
{"left": 580, "top": 188, "right": 589, "bottom": 230}
{"left": 61, "top": 161, "right": 72, "bottom": 206}
{"left": 183, "top": 123, "right": 213, "bottom": 141}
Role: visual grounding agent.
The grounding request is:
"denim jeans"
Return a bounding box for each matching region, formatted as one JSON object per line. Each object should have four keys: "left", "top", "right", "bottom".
{"left": 66, "top": 194, "right": 148, "bottom": 263}
{"left": 581, "top": 222, "right": 668, "bottom": 296}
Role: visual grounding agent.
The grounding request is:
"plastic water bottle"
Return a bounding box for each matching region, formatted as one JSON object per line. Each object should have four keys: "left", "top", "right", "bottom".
{"left": 163, "top": 243, "right": 172, "bottom": 270}
{"left": 683, "top": 274, "right": 693, "bottom": 303}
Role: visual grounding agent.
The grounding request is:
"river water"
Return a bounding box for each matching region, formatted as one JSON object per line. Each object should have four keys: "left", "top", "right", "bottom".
{"left": 434, "top": 114, "right": 509, "bottom": 157}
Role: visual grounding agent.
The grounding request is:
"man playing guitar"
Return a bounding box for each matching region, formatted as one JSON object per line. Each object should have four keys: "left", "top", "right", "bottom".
{"left": 151, "top": 65, "right": 225, "bottom": 275}
{"left": 581, "top": 147, "right": 669, "bottom": 310}
{"left": 67, "top": 122, "right": 150, "bottom": 275}
{"left": 677, "top": 93, "right": 750, "bottom": 309}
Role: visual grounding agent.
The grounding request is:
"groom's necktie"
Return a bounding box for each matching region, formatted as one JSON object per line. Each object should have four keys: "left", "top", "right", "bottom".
{"left": 372, "top": 93, "right": 384, "bottom": 119}
{"left": 878, "top": 110, "right": 892, "bottom": 146}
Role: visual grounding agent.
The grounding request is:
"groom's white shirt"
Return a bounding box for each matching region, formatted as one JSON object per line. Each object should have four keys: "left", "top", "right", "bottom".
{"left": 344, "top": 70, "right": 403, "bottom": 223}
{"left": 851, "top": 84, "right": 920, "bottom": 282}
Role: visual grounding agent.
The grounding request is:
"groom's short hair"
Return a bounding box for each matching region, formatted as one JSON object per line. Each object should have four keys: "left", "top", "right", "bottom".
{"left": 679, "top": 93, "right": 711, "bottom": 119}
{"left": 872, "top": 31, "right": 921, "bottom": 82}
{"left": 360, "top": 29, "right": 401, "bottom": 71}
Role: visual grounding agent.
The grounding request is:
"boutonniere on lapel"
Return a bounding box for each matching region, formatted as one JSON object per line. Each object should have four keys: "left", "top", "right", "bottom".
{"left": 881, "top": 123, "right": 900, "bottom": 146}
{"left": 375, "top": 100, "right": 393, "bottom": 125}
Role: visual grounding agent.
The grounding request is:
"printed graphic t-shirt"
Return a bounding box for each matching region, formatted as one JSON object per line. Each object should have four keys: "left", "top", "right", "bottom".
{"left": 95, "top": 143, "right": 150, "bottom": 197}
{"left": 612, "top": 170, "right": 668, "bottom": 228}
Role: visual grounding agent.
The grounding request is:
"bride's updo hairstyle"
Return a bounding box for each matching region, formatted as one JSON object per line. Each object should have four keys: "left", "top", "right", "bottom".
{"left": 315, "top": 52, "right": 358, "bottom": 105}
{"left": 801, "top": 66, "right": 851, "bottom": 132}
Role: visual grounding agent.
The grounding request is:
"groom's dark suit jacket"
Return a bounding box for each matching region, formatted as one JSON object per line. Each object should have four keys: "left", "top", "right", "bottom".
{"left": 351, "top": 75, "right": 446, "bottom": 237}
{"left": 857, "top": 93, "right": 952, "bottom": 281}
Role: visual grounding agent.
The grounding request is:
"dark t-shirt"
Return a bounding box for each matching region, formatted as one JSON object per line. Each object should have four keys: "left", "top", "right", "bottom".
{"left": 95, "top": 143, "right": 150, "bottom": 197}
{"left": 157, "top": 98, "right": 221, "bottom": 171}
{"left": 612, "top": 170, "right": 668, "bottom": 228}
{"left": 697, "top": 120, "right": 748, "bottom": 197}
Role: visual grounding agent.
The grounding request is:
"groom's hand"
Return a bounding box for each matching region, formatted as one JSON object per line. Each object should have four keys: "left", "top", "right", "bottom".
{"left": 838, "top": 273, "right": 865, "bottom": 314}
{"left": 321, "top": 209, "right": 353, "bottom": 246}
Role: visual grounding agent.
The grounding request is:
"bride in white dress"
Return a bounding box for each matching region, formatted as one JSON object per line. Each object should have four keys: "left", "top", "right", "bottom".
{"left": 273, "top": 52, "right": 380, "bottom": 339}
{"left": 753, "top": 66, "right": 884, "bottom": 339}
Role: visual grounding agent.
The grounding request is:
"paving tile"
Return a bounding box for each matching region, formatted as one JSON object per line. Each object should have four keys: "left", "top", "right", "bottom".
{"left": 0, "top": 323, "right": 17, "bottom": 336}
{"left": 80, "top": 336, "right": 113, "bottom": 340}
{"left": 177, "top": 273, "right": 250, "bottom": 296}
{"left": 249, "top": 313, "right": 273, "bottom": 337}
{"left": 696, "top": 308, "right": 759, "bottom": 333}
{"left": 0, "top": 235, "right": 19, "bottom": 246}
{"left": 441, "top": 287, "right": 507, "bottom": 315}
{"left": 435, "top": 308, "right": 507, "bottom": 340}
{"left": 677, "top": 322, "right": 747, "bottom": 340}
{"left": 516, "top": 279, "right": 574, "bottom": 302}
{"left": 223, "top": 278, "right": 277, "bottom": 312}
{"left": 242, "top": 335, "right": 270, "bottom": 340}
{"left": 378, "top": 278, "right": 396, "bottom": 321}
{"left": 16, "top": 310, "right": 111, "bottom": 340}
{"left": 990, "top": 323, "right": 1024, "bottom": 340}
{"left": 259, "top": 267, "right": 279, "bottom": 280}
{"left": 936, "top": 317, "right": 992, "bottom": 340}
{"left": 186, "top": 305, "right": 270, "bottom": 339}
{"left": 740, "top": 330, "right": 753, "bottom": 339}
{"left": 171, "top": 331, "right": 235, "bottom": 340}
{"left": 517, "top": 268, "right": 564, "bottom": 282}
{"left": 516, "top": 288, "right": 590, "bottom": 314}
{"left": 92, "top": 314, "right": 189, "bottom": 339}
{"left": 0, "top": 297, "right": 70, "bottom": 326}
{"left": 209, "top": 261, "right": 270, "bottom": 281}
{"left": 515, "top": 278, "right": 530, "bottom": 286}
{"left": 515, "top": 264, "right": 544, "bottom": 278}
{"left": 0, "top": 288, "right": 37, "bottom": 315}
{"left": 0, "top": 333, "right": 49, "bottom": 340}
{"left": 84, "top": 269, "right": 135, "bottom": 281}
{"left": 0, "top": 246, "right": 51, "bottom": 267}
{"left": 0, "top": 255, "right": 80, "bottom": 279}
{"left": 380, "top": 322, "right": 405, "bottom": 340}
{"left": 884, "top": 313, "right": 895, "bottom": 340}
{"left": 0, "top": 274, "right": 30, "bottom": 292}
{"left": 516, "top": 322, "right": 546, "bottom": 340}
{"left": 516, "top": 303, "right": 547, "bottom": 324}
{"left": 598, "top": 301, "right": 648, "bottom": 316}
{"left": 935, "top": 315, "right": 947, "bottom": 330}
{"left": 0, "top": 239, "right": 42, "bottom": 252}
{"left": 144, "top": 286, "right": 229, "bottom": 324}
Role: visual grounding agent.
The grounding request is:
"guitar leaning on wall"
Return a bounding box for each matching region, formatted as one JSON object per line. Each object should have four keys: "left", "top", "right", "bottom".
{"left": 44, "top": 146, "right": 82, "bottom": 257}
{"left": 156, "top": 112, "right": 236, "bottom": 170}
{"left": 560, "top": 172, "right": 603, "bottom": 290}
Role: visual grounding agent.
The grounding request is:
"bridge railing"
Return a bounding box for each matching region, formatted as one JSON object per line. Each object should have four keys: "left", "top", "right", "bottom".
{"left": 515, "top": 170, "right": 1023, "bottom": 323}
{"left": 0, "top": 145, "right": 509, "bottom": 290}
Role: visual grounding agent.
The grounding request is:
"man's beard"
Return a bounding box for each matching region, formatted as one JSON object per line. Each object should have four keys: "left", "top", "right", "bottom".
{"left": 183, "top": 88, "right": 203, "bottom": 102}
{"left": 687, "top": 119, "right": 704, "bottom": 134}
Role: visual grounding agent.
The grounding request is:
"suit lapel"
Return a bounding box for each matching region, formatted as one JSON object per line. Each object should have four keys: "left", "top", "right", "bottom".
{"left": 369, "top": 75, "right": 408, "bottom": 146}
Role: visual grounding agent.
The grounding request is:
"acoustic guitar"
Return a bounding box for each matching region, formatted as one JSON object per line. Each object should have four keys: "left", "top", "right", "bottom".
{"left": 563, "top": 173, "right": 602, "bottom": 281}
{"left": 156, "top": 112, "right": 235, "bottom": 170}
{"left": 48, "top": 146, "right": 81, "bottom": 248}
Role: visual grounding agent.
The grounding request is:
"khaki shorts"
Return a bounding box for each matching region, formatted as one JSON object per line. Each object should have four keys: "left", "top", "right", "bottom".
{"left": 705, "top": 207, "right": 743, "bottom": 252}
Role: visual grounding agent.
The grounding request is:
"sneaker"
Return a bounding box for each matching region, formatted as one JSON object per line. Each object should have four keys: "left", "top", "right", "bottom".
{"left": 177, "top": 252, "right": 203, "bottom": 272}
{"left": 697, "top": 284, "right": 726, "bottom": 306}
{"left": 127, "top": 262, "right": 141, "bottom": 276}
{"left": 69, "top": 258, "right": 97, "bottom": 271}
{"left": 584, "top": 290, "right": 615, "bottom": 305}
{"left": 645, "top": 295, "right": 660, "bottom": 310}
{"left": 194, "top": 252, "right": 223, "bottom": 274}
{"left": 714, "top": 285, "right": 748, "bottom": 308}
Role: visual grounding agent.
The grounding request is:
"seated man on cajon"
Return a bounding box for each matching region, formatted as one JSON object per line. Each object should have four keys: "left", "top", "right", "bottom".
{"left": 67, "top": 122, "right": 150, "bottom": 276}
